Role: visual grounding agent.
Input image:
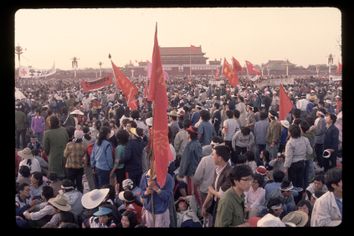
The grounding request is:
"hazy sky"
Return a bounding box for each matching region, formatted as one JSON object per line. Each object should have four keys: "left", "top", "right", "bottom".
{"left": 15, "top": 8, "right": 341, "bottom": 70}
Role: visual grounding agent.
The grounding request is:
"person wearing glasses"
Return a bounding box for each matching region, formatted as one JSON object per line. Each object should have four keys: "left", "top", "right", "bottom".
{"left": 214, "top": 164, "right": 253, "bottom": 227}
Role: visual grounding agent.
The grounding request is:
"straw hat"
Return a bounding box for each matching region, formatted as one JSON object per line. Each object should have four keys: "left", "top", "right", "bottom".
{"left": 168, "top": 110, "right": 178, "bottom": 117}
{"left": 48, "top": 194, "right": 71, "bottom": 212}
{"left": 280, "top": 120, "right": 290, "bottom": 129}
{"left": 70, "top": 109, "right": 84, "bottom": 116}
{"left": 18, "top": 147, "right": 33, "bottom": 160}
{"left": 282, "top": 210, "right": 309, "bottom": 227}
{"left": 257, "top": 213, "right": 285, "bottom": 227}
{"left": 129, "top": 127, "right": 139, "bottom": 137}
{"left": 81, "top": 188, "right": 110, "bottom": 209}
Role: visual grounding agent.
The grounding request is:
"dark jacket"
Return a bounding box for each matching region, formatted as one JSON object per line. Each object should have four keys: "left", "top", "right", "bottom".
{"left": 121, "top": 137, "right": 146, "bottom": 173}
{"left": 179, "top": 139, "right": 202, "bottom": 177}
{"left": 323, "top": 124, "right": 339, "bottom": 156}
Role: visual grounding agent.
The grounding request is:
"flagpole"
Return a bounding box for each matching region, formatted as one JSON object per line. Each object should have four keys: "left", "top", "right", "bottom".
{"left": 245, "top": 62, "right": 249, "bottom": 80}
{"left": 189, "top": 46, "right": 192, "bottom": 78}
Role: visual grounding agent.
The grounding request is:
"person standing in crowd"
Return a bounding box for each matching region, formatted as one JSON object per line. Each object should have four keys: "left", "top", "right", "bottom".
{"left": 110, "top": 129, "right": 129, "bottom": 192}
{"left": 82, "top": 126, "right": 96, "bottom": 191}
{"left": 31, "top": 108, "right": 45, "bottom": 145}
{"left": 311, "top": 168, "right": 342, "bottom": 226}
{"left": 279, "top": 120, "right": 289, "bottom": 153}
{"left": 139, "top": 169, "right": 173, "bottom": 227}
{"left": 43, "top": 116, "right": 69, "bottom": 179}
{"left": 222, "top": 110, "right": 239, "bottom": 151}
{"left": 253, "top": 111, "right": 269, "bottom": 165}
{"left": 236, "top": 95, "right": 247, "bottom": 128}
{"left": 215, "top": 164, "right": 253, "bottom": 227}
{"left": 168, "top": 110, "right": 180, "bottom": 141}
{"left": 245, "top": 105, "right": 256, "bottom": 132}
{"left": 284, "top": 124, "right": 313, "bottom": 191}
{"left": 193, "top": 136, "right": 223, "bottom": 206}
{"left": 191, "top": 104, "right": 202, "bottom": 126}
{"left": 322, "top": 113, "right": 339, "bottom": 171}
{"left": 266, "top": 110, "right": 281, "bottom": 160}
{"left": 63, "top": 129, "right": 85, "bottom": 192}
{"left": 16, "top": 103, "right": 27, "bottom": 149}
{"left": 312, "top": 108, "right": 327, "bottom": 169}
{"left": 211, "top": 103, "right": 222, "bottom": 136}
{"left": 300, "top": 120, "right": 316, "bottom": 188}
{"left": 179, "top": 126, "right": 203, "bottom": 198}
{"left": 198, "top": 110, "right": 215, "bottom": 146}
{"left": 120, "top": 127, "right": 145, "bottom": 187}
{"left": 231, "top": 127, "right": 255, "bottom": 165}
{"left": 201, "top": 145, "right": 232, "bottom": 227}
{"left": 174, "top": 119, "right": 192, "bottom": 161}
{"left": 90, "top": 126, "right": 114, "bottom": 188}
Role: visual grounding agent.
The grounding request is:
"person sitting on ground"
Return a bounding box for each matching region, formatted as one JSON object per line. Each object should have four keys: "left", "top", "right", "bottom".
{"left": 117, "top": 190, "right": 142, "bottom": 224}
{"left": 117, "top": 210, "right": 138, "bottom": 228}
{"left": 305, "top": 174, "right": 328, "bottom": 201}
{"left": 22, "top": 186, "right": 55, "bottom": 228}
{"left": 41, "top": 193, "right": 73, "bottom": 228}
{"left": 296, "top": 199, "right": 312, "bottom": 227}
{"left": 60, "top": 179, "right": 83, "bottom": 223}
{"left": 89, "top": 206, "right": 117, "bottom": 228}
{"left": 17, "top": 165, "right": 31, "bottom": 185}
{"left": 57, "top": 211, "right": 78, "bottom": 228}
{"left": 17, "top": 147, "right": 41, "bottom": 180}
{"left": 175, "top": 197, "right": 202, "bottom": 228}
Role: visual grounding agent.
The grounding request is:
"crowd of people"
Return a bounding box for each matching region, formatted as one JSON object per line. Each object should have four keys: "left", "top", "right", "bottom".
{"left": 15, "top": 74, "right": 342, "bottom": 228}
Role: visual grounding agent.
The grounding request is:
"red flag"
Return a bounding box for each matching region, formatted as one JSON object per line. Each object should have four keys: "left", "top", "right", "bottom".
{"left": 279, "top": 84, "right": 293, "bottom": 120}
{"left": 337, "top": 62, "right": 342, "bottom": 75}
{"left": 149, "top": 24, "right": 173, "bottom": 187}
{"left": 245, "top": 60, "right": 261, "bottom": 75}
{"left": 232, "top": 57, "right": 242, "bottom": 86}
{"left": 111, "top": 61, "right": 138, "bottom": 110}
{"left": 222, "top": 58, "right": 237, "bottom": 87}
{"left": 80, "top": 75, "right": 113, "bottom": 93}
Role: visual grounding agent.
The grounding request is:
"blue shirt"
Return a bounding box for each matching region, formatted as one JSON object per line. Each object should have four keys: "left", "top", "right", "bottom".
{"left": 90, "top": 140, "right": 113, "bottom": 171}
{"left": 140, "top": 173, "right": 173, "bottom": 214}
{"left": 198, "top": 121, "right": 215, "bottom": 146}
{"left": 335, "top": 197, "right": 342, "bottom": 215}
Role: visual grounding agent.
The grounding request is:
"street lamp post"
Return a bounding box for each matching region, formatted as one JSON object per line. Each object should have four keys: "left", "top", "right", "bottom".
{"left": 72, "top": 57, "right": 79, "bottom": 78}
{"left": 328, "top": 54, "right": 333, "bottom": 80}
{"left": 15, "top": 44, "right": 26, "bottom": 79}
{"left": 99, "top": 62, "right": 102, "bottom": 78}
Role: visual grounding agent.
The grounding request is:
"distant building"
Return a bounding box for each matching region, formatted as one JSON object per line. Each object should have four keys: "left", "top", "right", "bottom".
{"left": 125, "top": 45, "right": 220, "bottom": 77}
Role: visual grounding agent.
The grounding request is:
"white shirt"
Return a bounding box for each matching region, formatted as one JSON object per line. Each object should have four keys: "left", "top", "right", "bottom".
{"left": 214, "top": 163, "right": 227, "bottom": 200}
{"left": 24, "top": 202, "right": 56, "bottom": 221}
{"left": 18, "top": 158, "right": 41, "bottom": 174}
{"left": 311, "top": 191, "right": 342, "bottom": 226}
{"left": 193, "top": 155, "right": 216, "bottom": 193}
{"left": 245, "top": 187, "right": 266, "bottom": 209}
